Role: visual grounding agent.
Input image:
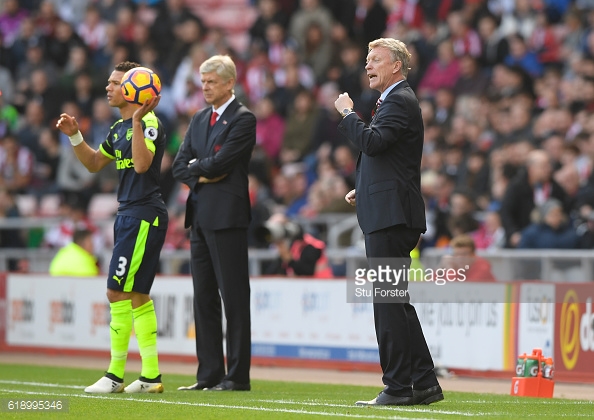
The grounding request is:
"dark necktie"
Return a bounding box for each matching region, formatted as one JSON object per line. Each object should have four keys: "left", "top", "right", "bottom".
{"left": 372, "top": 98, "right": 382, "bottom": 117}
{"left": 210, "top": 111, "right": 218, "bottom": 127}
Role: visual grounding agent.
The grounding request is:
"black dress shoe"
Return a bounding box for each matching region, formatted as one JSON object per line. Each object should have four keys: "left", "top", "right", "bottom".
{"left": 206, "top": 380, "right": 251, "bottom": 391}
{"left": 355, "top": 391, "right": 413, "bottom": 406}
{"left": 177, "top": 381, "right": 218, "bottom": 391}
{"left": 412, "top": 385, "right": 444, "bottom": 405}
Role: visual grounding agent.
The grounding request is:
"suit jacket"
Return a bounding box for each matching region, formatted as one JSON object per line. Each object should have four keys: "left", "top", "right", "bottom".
{"left": 338, "top": 80, "right": 426, "bottom": 234}
{"left": 172, "top": 99, "right": 256, "bottom": 230}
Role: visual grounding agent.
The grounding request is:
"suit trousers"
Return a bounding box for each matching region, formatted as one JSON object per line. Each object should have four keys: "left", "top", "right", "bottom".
{"left": 190, "top": 226, "right": 251, "bottom": 385}
{"left": 365, "top": 224, "right": 438, "bottom": 396}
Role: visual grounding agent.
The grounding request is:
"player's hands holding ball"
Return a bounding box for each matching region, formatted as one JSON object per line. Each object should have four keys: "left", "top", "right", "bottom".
{"left": 56, "top": 113, "right": 79, "bottom": 137}
{"left": 132, "top": 96, "right": 161, "bottom": 125}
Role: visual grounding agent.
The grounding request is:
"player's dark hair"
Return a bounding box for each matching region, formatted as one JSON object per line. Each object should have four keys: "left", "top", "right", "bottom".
{"left": 115, "top": 61, "right": 141, "bottom": 73}
{"left": 73, "top": 229, "right": 93, "bottom": 246}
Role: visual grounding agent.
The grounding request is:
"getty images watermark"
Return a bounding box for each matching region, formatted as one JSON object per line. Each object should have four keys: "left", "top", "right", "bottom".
{"left": 346, "top": 258, "right": 469, "bottom": 303}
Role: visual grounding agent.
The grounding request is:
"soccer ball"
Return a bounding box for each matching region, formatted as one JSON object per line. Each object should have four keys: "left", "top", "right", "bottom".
{"left": 120, "top": 67, "right": 161, "bottom": 105}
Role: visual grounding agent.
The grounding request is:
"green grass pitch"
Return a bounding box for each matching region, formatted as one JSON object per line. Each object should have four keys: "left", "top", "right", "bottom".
{"left": 0, "top": 364, "right": 592, "bottom": 419}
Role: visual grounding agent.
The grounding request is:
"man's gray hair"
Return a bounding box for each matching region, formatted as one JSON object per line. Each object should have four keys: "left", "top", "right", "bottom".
{"left": 200, "top": 55, "right": 237, "bottom": 83}
{"left": 368, "top": 38, "right": 412, "bottom": 78}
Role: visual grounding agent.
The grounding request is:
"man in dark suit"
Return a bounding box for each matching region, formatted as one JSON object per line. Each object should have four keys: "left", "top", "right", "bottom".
{"left": 334, "top": 38, "right": 443, "bottom": 406}
{"left": 172, "top": 55, "right": 256, "bottom": 391}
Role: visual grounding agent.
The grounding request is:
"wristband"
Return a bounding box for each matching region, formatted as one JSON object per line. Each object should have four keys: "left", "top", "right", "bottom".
{"left": 68, "top": 131, "right": 84, "bottom": 147}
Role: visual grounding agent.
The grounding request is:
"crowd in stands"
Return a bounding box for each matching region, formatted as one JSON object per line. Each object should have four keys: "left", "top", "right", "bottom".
{"left": 2, "top": 0, "right": 594, "bottom": 276}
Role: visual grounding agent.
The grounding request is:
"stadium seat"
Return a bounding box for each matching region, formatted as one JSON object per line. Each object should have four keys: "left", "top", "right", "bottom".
{"left": 88, "top": 193, "right": 119, "bottom": 220}
{"left": 38, "top": 194, "right": 62, "bottom": 217}
{"left": 15, "top": 194, "right": 38, "bottom": 217}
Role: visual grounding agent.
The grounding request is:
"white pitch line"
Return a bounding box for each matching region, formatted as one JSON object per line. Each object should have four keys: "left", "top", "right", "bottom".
{"left": 0, "top": 380, "right": 82, "bottom": 389}
{"left": 456, "top": 400, "right": 594, "bottom": 405}
{"left": 0, "top": 389, "right": 440, "bottom": 420}
{"left": 256, "top": 399, "right": 493, "bottom": 417}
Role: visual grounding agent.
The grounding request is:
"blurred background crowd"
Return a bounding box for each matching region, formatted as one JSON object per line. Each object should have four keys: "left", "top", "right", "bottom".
{"left": 2, "top": 0, "right": 594, "bottom": 276}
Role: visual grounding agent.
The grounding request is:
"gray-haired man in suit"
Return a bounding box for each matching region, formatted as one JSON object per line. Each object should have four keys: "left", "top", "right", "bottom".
{"left": 173, "top": 55, "right": 255, "bottom": 392}
{"left": 335, "top": 38, "right": 443, "bottom": 406}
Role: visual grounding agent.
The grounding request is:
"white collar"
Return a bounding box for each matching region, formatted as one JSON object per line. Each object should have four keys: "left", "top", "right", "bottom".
{"left": 380, "top": 80, "right": 405, "bottom": 101}
{"left": 212, "top": 94, "right": 235, "bottom": 119}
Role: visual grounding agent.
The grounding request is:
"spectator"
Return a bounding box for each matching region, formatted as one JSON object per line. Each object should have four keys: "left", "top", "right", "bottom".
{"left": 49, "top": 228, "right": 99, "bottom": 276}
{"left": 446, "top": 11, "right": 481, "bottom": 58}
{"left": 34, "top": 0, "right": 61, "bottom": 38}
{"left": 477, "top": 13, "right": 509, "bottom": 69}
{"left": 279, "top": 88, "right": 319, "bottom": 164}
{"left": 383, "top": 0, "right": 424, "bottom": 33}
{"left": 49, "top": 0, "right": 91, "bottom": 27}
{"left": 430, "top": 172, "right": 456, "bottom": 248}
{"left": 518, "top": 198, "right": 579, "bottom": 249}
{"left": 43, "top": 194, "right": 102, "bottom": 250}
{"left": 500, "top": 149, "right": 569, "bottom": 247}
{"left": 440, "top": 234, "right": 497, "bottom": 282}
{"left": 16, "top": 101, "right": 45, "bottom": 160}
{"left": 249, "top": 0, "right": 289, "bottom": 48}
{"left": 336, "top": 41, "right": 365, "bottom": 102}
{"left": 0, "top": 0, "right": 29, "bottom": 48}
{"left": 264, "top": 22, "right": 295, "bottom": 71}
{"left": 0, "top": 187, "right": 28, "bottom": 272}
{"left": 302, "top": 165, "right": 352, "bottom": 216}
{"left": 300, "top": 21, "right": 333, "bottom": 83}
{"left": 529, "top": 10, "right": 562, "bottom": 67}
{"left": 55, "top": 108, "right": 97, "bottom": 203}
{"left": 113, "top": 4, "right": 135, "bottom": 44}
{"left": 288, "top": 0, "right": 334, "bottom": 54}
{"left": 351, "top": 0, "right": 388, "bottom": 53}
{"left": 163, "top": 14, "right": 205, "bottom": 78}
{"left": 45, "top": 18, "right": 86, "bottom": 68}
{"left": 333, "top": 144, "right": 356, "bottom": 189}
{"left": 14, "top": 68, "right": 63, "bottom": 124}
{"left": 0, "top": 88, "right": 18, "bottom": 137}
{"left": 459, "top": 150, "right": 491, "bottom": 208}
{"left": 284, "top": 164, "right": 309, "bottom": 217}
{"left": 274, "top": 46, "right": 315, "bottom": 91}
{"left": 504, "top": 33, "right": 544, "bottom": 78}
{"left": 417, "top": 39, "right": 461, "bottom": 99}
{"left": 0, "top": 131, "right": 34, "bottom": 193}
{"left": 59, "top": 44, "right": 99, "bottom": 95}
{"left": 433, "top": 88, "right": 455, "bottom": 128}
{"left": 472, "top": 208, "right": 506, "bottom": 251}
{"left": 499, "top": 0, "right": 537, "bottom": 40}
{"left": 171, "top": 43, "right": 208, "bottom": 118}
{"left": 453, "top": 55, "right": 491, "bottom": 97}
{"left": 310, "top": 81, "right": 347, "bottom": 155}
{"left": 247, "top": 173, "right": 273, "bottom": 249}
{"left": 88, "top": 97, "right": 115, "bottom": 148}
{"left": 560, "top": 7, "right": 585, "bottom": 61}
{"left": 56, "top": 100, "right": 91, "bottom": 147}
{"left": 76, "top": 4, "right": 108, "bottom": 54}
{"left": 30, "top": 126, "right": 61, "bottom": 197}
{"left": 69, "top": 71, "right": 98, "bottom": 117}
{"left": 149, "top": 0, "right": 205, "bottom": 67}
{"left": 254, "top": 95, "right": 285, "bottom": 162}
{"left": 10, "top": 16, "right": 43, "bottom": 67}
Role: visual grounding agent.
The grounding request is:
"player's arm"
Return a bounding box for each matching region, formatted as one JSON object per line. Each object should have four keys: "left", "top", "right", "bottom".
{"left": 131, "top": 96, "right": 160, "bottom": 173}
{"left": 56, "top": 113, "right": 112, "bottom": 172}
